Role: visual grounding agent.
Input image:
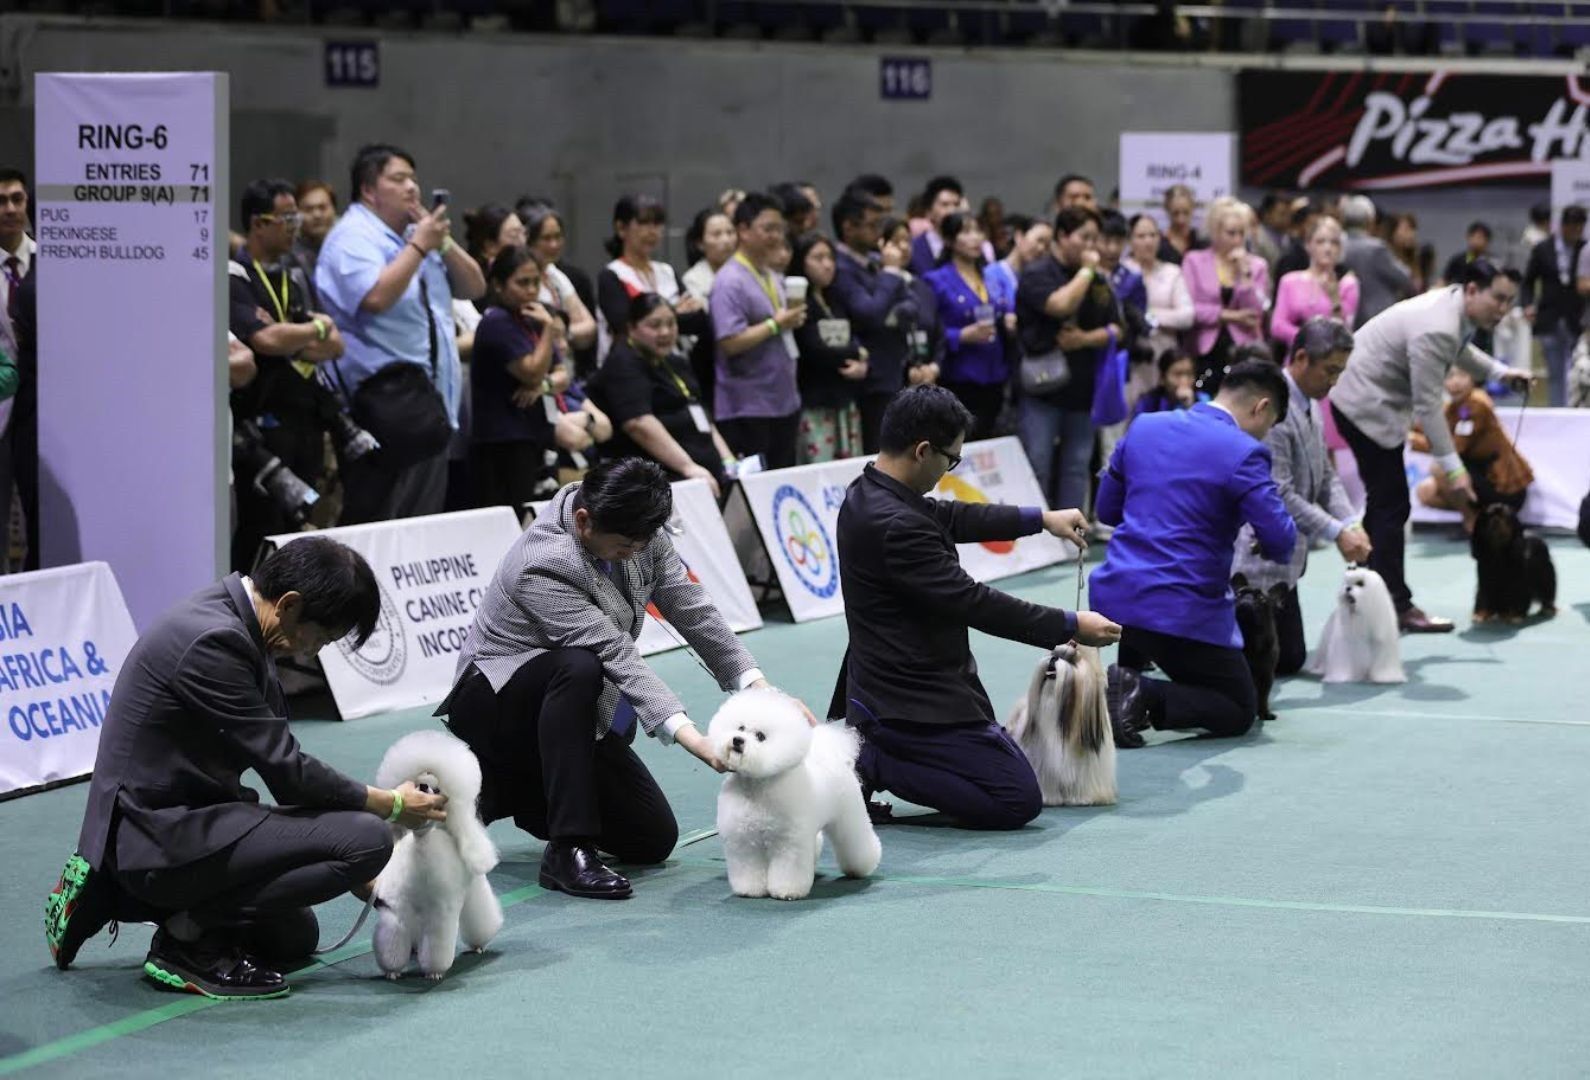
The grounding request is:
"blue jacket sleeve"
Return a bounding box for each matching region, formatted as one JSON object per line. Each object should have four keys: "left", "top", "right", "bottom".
{"left": 1233, "top": 445, "right": 1298, "bottom": 563}
{"left": 1095, "top": 438, "right": 1128, "bottom": 526}
{"left": 831, "top": 260, "right": 908, "bottom": 332}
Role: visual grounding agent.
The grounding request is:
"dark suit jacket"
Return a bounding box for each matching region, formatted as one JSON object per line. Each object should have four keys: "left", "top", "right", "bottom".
{"left": 829, "top": 465, "right": 1077, "bottom": 727}
{"left": 77, "top": 574, "right": 366, "bottom": 873}
{"left": 1522, "top": 236, "right": 1585, "bottom": 335}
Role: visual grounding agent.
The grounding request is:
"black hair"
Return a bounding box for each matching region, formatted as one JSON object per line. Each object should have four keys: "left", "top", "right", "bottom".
{"left": 877, "top": 216, "right": 910, "bottom": 244}
{"left": 769, "top": 182, "right": 813, "bottom": 223}
{"left": 1461, "top": 258, "right": 1520, "bottom": 290}
{"left": 1053, "top": 206, "right": 1103, "bottom": 235}
{"left": 254, "top": 536, "right": 380, "bottom": 648}
{"left": 1563, "top": 206, "right": 1588, "bottom": 227}
{"left": 626, "top": 290, "right": 673, "bottom": 327}
{"left": 733, "top": 191, "right": 784, "bottom": 230}
{"left": 1529, "top": 202, "right": 1552, "bottom": 226}
{"left": 0, "top": 167, "right": 28, "bottom": 188}
{"left": 1259, "top": 192, "right": 1288, "bottom": 216}
{"left": 1100, "top": 210, "right": 1130, "bottom": 239}
{"left": 239, "top": 178, "right": 295, "bottom": 232}
{"left": 1004, "top": 212, "right": 1036, "bottom": 236}
{"left": 573, "top": 458, "right": 674, "bottom": 539}
{"left": 936, "top": 212, "right": 985, "bottom": 267}
{"left": 1292, "top": 315, "right": 1355, "bottom": 362}
{"left": 1157, "top": 349, "right": 1191, "bottom": 376}
{"left": 1128, "top": 212, "right": 1161, "bottom": 234}
{"left": 518, "top": 202, "right": 566, "bottom": 250}
{"left": 847, "top": 174, "right": 894, "bottom": 200}
{"left": 922, "top": 175, "right": 964, "bottom": 205}
{"left": 1290, "top": 201, "right": 1322, "bottom": 229}
{"left": 1466, "top": 220, "right": 1493, "bottom": 240}
{"left": 685, "top": 206, "right": 732, "bottom": 265}
{"left": 878, "top": 385, "right": 974, "bottom": 455}
{"left": 604, "top": 194, "right": 666, "bottom": 258}
{"left": 296, "top": 179, "right": 337, "bottom": 211}
{"left": 1231, "top": 342, "right": 1278, "bottom": 367}
{"left": 1218, "top": 359, "right": 1290, "bottom": 425}
{"left": 831, "top": 189, "right": 880, "bottom": 237}
{"left": 486, "top": 244, "right": 542, "bottom": 293}
{"left": 349, "top": 143, "right": 415, "bottom": 205}
{"left": 1053, "top": 173, "right": 1095, "bottom": 199}
{"left": 791, "top": 231, "right": 834, "bottom": 280}
{"left": 464, "top": 203, "right": 516, "bottom": 266}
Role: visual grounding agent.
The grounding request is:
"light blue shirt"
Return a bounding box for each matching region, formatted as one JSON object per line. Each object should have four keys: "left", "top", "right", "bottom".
{"left": 314, "top": 202, "right": 462, "bottom": 424}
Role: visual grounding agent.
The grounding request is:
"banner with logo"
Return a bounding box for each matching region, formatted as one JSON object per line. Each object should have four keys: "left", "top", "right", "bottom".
{"left": 740, "top": 438, "right": 1073, "bottom": 623}
{"left": 1118, "top": 132, "right": 1235, "bottom": 229}
{"left": 0, "top": 562, "right": 138, "bottom": 799}
{"left": 1239, "top": 69, "right": 1590, "bottom": 191}
{"left": 268, "top": 509, "right": 523, "bottom": 720}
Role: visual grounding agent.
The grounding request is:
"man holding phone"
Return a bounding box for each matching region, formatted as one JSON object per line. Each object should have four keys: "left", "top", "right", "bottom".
{"left": 315, "top": 144, "right": 486, "bottom": 523}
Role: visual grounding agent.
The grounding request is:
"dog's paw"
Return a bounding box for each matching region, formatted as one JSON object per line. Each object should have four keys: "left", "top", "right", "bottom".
{"left": 425, "top": 972, "right": 445, "bottom": 982}
{"left": 1472, "top": 611, "right": 1492, "bottom": 623}
{"left": 384, "top": 971, "right": 402, "bottom": 981}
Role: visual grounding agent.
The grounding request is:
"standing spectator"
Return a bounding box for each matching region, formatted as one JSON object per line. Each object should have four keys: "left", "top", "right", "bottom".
{"left": 1052, "top": 173, "right": 1098, "bottom": 215}
{"left": 595, "top": 194, "right": 708, "bottom": 364}
{"left": 1271, "top": 216, "right": 1360, "bottom": 353}
{"left": 588, "top": 293, "right": 735, "bottom": 496}
{"left": 1385, "top": 212, "right": 1428, "bottom": 293}
{"left": 1275, "top": 201, "right": 1324, "bottom": 280}
{"left": 846, "top": 173, "right": 895, "bottom": 216}
{"left": 791, "top": 233, "right": 868, "bottom": 463}
{"left": 1522, "top": 205, "right": 1586, "bottom": 407}
{"left": 830, "top": 189, "right": 911, "bottom": 452}
{"left": 1254, "top": 193, "right": 1292, "bottom": 279}
{"left": 717, "top": 188, "right": 747, "bottom": 220}
{"left": 1442, "top": 221, "right": 1493, "bottom": 285}
{"left": 462, "top": 204, "right": 526, "bottom": 283}
{"left": 469, "top": 247, "right": 565, "bottom": 511}
{"left": 6, "top": 266, "right": 37, "bottom": 571}
{"left": 0, "top": 167, "right": 33, "bottom": 335}
{"left": 293, "top": 181, "right": 338, "bottom": 283}
{"left": 1099, "top": 211, "right": 1147, "bottom": 318}
{"left": 681, "top": 207, "right": 738, "bottom": 401}
{"left": 979, "top": 196, "right": 1010, "bottom": 258}
{"left": 1340, "top": 194, "right": 1412, "bottom": 328}
{"left": 887, "top": 216, "right": 946, "bottom": 395}
{"left": 316, "top": 143, "right": 486, "bottom": 523}
{"left": 1519, "top": 202, "right": 1552, "bottom": 267}
{"left": 1157, "top": 184, "right": 1204, "bottom": 265}
{"left": 771, "top": 182, "right": 819, "bottom": 236}
{"left": 926, "top": 213, "right": 1016, "bottom": 439}
{"left": 1181, "top": 198, "right": 1271, "bottom": 389}
{"left": 986, "top": 213, "right": 1052, "bottom": 302}
{"left": 909, "top": 176, "right": 968, "bottom": 276}
{"left": 1015, "top": 206, "right": 1116, "bottom": 513}
{"left": 710, "top": 192, "right": 807, "bottom": 469}
{"left": 519, "top": 203, "right": 598, "bottom": 356}
{"left": 1127, "top": 213, "right": 1195, "bottom": 364}
{"left": 0, "top": 163, "right": 31, "bottom": 539}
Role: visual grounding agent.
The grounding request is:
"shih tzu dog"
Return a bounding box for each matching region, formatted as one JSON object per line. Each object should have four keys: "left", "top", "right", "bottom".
{"left": 1005, "top": 643, "right": 1116, "bottom": 806}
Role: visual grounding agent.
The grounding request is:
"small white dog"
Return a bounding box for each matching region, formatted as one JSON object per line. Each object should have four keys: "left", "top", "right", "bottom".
{"left": 371, "top": 730, "right": 504, "bottom": 980}
{"left": 1005, "top": 644, "right": 1116, "bottom": 806}
{"left": 1306, "top": 565, "right": 1406, "bottom": 684}
{"left": 710, "top": 688, "right": 882, "bottom": 901}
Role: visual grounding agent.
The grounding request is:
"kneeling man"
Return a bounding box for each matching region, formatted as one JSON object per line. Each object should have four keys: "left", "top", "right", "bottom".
{"left": 831, "top": 385, "right": 1121, "bottom": 830}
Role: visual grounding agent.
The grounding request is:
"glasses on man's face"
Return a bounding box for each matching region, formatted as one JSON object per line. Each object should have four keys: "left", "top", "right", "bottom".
{"left": 931, "top": 445, "right": 963, "bottom": 471}
{"left": 258, "top": 213, "right": 301, "bottom": 228}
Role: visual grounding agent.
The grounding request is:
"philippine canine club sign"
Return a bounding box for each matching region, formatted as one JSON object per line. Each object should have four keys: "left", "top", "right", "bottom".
{"left": 1240, "top": 69, "right": 1590, "bottom": 190}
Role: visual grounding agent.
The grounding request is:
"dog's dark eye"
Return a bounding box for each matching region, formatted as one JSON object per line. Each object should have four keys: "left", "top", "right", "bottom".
{"left": 754, "top": 732, "right": 766, "bottom": 742}
{"left": 738, "top": 725, "right": 745, "bottom": 732}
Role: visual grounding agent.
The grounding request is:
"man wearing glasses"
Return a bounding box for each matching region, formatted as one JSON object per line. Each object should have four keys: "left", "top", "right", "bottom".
{"left": 830, "top": 385, "right": 1121, "bottom": 830}
{"left": 1329, "top": 258, "right": 1533, "bottom": 633}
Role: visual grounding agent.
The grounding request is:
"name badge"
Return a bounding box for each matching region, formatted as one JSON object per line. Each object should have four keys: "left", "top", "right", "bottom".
{"left": 818, "top": 318, "right": 852, "bottom": 348}
{"left": 1454, "top": 419, "right": 1475, "bottom": 437}
{"left": 543, "top": 396, "right": 561, "bottom": 423}
{"left": 688, "top": 403, "right": 711, "bottom": 433}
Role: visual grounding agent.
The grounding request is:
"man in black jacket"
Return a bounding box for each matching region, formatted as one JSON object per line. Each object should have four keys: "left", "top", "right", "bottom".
{"left": 48, "top": 538, "right": 446, "bottom": 999}
{"left": 829, "top": 386, "right": 1121, "bottom": 829}
{"left": 1522, "top": 205, "right": 1586, "bottom": 407}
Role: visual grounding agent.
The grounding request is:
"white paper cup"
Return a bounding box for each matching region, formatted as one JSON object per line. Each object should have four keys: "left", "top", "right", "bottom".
{"left": 784, "top": 276, "right": 809, "bottom": 304}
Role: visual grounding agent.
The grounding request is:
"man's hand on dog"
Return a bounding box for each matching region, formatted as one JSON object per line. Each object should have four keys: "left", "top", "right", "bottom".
{"left": 1335, "top": 526, "right": 1372, "bottom": 564}
{"left": 1072, "top": 611, "right": 1123, "bottom": 647}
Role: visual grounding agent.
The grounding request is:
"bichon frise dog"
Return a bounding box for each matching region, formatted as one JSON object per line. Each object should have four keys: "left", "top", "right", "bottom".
{"left": 1005, "top": 644, "right": 1116, "bottom": 806}
{"left": 709, "top": 688, "right": 882, "bottom": 901}
{"left": 371, "top": 730, "right": 504, "bottom": 980}
{"left": 1306, "top": 565, "right": 1406, "bottom": 684}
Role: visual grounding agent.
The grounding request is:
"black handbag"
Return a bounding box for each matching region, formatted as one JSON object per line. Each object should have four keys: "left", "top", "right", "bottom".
{"left": 338, "top": 275, "right": 453, "bottom": 468}
{"left": 1020, "top": 349, "right": 1071, "bottom": 396}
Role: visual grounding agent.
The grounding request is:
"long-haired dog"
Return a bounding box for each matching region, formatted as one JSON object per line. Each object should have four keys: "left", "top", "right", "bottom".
{"left": 1306, "top": 565, "right": 1406, "bottom": 684}
{"left": 1471, "top": 503, "right": 1557, "bottom": 624}
{"left": 1233, "top": 575, "right": 1287, "bottom": 721}
{"left": 1004, "top": 644, "right": 1116, "bottom": 806}
{"left": 372, "top": 730, "right": 503, "bottom": 980}
{"left": 710, "top": 688, "right": 882, "bottom": 901}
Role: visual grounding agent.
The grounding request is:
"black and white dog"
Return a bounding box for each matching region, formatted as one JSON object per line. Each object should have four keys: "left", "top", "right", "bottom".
{"left": 1471, "top": 503, "right": 1557, "bottom": 624}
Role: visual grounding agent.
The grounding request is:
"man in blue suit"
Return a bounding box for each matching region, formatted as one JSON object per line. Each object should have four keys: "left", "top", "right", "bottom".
{"left": 1091, "top": 360, "right": 1297, "bottom": 748}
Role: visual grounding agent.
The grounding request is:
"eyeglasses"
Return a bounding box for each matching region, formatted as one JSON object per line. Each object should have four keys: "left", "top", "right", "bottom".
{"left": 931, "top": 445, "right": 963, "bottom": 471}
{"left": 256, "top": 213, "right": 301, "bottom": 227}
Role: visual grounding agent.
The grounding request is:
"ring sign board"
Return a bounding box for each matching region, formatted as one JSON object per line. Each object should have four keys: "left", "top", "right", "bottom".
{"left": 35, "top": 73, "right": 228, "bottom": 628}
{"left": 1119, "top": 132, "right": 1235, "bottom": 232}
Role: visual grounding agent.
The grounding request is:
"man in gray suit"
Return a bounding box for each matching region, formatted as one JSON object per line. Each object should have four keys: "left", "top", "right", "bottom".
{"left": 1233, "top": 319, "right": 1372, "bottom": 673}
{"left": 441, "top": 458, "right": 810, "bottom": 900}
{"left": 1340, "top": 195, "right": 1413, "bottom": 328}
{"left": 1329, "top": 260, "right": 1532, "bottom": 632}
{"left": 49, "top": 537, "right": 447, "bottom": 999}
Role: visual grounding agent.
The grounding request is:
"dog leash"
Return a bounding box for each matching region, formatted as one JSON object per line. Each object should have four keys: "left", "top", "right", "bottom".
{"left": 315, "top": 892, "right": 376, "bottom": 955}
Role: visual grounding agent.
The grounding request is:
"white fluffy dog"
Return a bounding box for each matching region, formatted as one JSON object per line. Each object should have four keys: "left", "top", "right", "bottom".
{"left": 1005, "top": 644, "right": 1116, "bottom": 806}
{"left": 1306, "top": 565, "right": 1406, "bottom": 684}
{"left": 371, "top": 730, "right": 503, "bottom": 980}
{"left": 709, "top": 688, "right": 882, "bottom": 901}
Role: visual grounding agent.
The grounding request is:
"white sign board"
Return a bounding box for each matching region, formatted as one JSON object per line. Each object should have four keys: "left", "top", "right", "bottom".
{"left": 0, "top": 562, "right": 138, "bottom": 798}
{"left": 1551, "top": 159, "right": 1590, "bottom": 224}
{"left": 35, "top": 72, "right": 228, "bottom": 628}
{"left": 933, "top": 437, "right": 1075, "bottom": 579}
{"left": 268, "top": 508, "right": 523, "bottom": 720}
{"left": 1119, "top": 132, "right": 1235, "bottom": 230}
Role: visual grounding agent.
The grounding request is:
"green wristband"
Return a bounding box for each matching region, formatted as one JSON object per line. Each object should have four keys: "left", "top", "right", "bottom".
{"left": 385, "top": 788, "right": 405, "bottom": 823}
{"left": 765, "top": 317, "right": 779, "bottom": 336}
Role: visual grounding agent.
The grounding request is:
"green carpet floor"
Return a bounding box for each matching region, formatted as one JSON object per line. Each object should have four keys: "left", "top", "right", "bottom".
{"left": 3, "top": 531, "right": 1588, "bottom": 1078}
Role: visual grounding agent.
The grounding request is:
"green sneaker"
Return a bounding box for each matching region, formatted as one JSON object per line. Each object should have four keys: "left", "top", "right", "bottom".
{"left": 45, "top": 853, "right": 114, "bottom": 970}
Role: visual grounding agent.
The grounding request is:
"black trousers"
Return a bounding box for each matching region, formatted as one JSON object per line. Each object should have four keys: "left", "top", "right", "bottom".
{"left": 231, "top": 415, "right": 326, "bottom": 573}
{"left": 943, "top": 381, "right": 1005, "bottom": 441}
{"left": 1118, "top": 625, "right": 1257, "bottom": 737}
{"left": 338, "top": 445, "right": 449, "bottom": 526}
{"left": 848, "top": 712, "right": 1042, "bottom": 831}
{"left": 719, "top": 412, "right": 801, "bottom": 472}
{"left": 470, "top": 439, "right": 548, "bottom": 514}
{"left": 1276, "top": 585, "right": 1306, "bottom": 676}
{"left": 1332, "top": 403, "right": 1413, "bottom": 613}
{"left": 859, "top": 391, "right": 894, "bottom": 455}
{"left": 445, "top": 650, "right": 678, "bottom": 864}
{"left": 116, "top": 808, "right": 393, "bottom": 962}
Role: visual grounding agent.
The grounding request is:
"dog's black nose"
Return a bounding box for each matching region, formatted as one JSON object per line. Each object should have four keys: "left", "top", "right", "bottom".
{"left": 731, "top": 735, "right": 744, "bottom": 751}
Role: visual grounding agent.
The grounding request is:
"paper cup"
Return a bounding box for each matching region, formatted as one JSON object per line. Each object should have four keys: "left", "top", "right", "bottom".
{"left": 784, "top": 276, "right": 809, "bottom": 304}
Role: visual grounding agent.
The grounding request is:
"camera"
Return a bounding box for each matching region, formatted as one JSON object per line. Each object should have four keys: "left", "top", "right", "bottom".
{"left": 327, "top": 409, "right": 380, "bottom": 463}
{"left": 233, "top": 418, "right": 319, "bottom": 525}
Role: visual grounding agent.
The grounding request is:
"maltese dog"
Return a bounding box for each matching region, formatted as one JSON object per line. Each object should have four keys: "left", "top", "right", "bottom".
{"left": 371, "top": 730, "right": 504, "bottom": 980}
{"left": 1006, "top": 643, "right": 1116, "bottom": 806}
{"left": 709, "top": 688, "right": 882, "bottom": 901}
{"left": 1306, "top": 565, "right": 1406, "bottom": 684}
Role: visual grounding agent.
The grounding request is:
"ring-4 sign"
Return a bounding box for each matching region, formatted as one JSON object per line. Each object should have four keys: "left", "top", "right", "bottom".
{"left": 771, "top": 484, "right": 839, "bottom": 599}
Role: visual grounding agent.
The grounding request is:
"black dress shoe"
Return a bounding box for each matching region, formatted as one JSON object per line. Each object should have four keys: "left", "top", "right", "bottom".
{"left": 143, "top": 929, "right": 289, "bottom": 1000}
{"left": 1398, "top": 606, "right": 1455, "bottom": 633}
{"left": 1106, "top": 665, "right": 1149, "bottom": 749}
{"left": 538, "top": 842, "right": 633, "bottom": 900}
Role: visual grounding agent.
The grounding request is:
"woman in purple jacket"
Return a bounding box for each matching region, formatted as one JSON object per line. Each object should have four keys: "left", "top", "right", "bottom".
{"left": 924, "top": 213, "right": 1017, "bottom": 439}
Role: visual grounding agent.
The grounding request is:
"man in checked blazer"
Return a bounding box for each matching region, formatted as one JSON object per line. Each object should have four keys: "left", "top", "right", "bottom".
{"left": 1232, "top": 319, "right": 1372, "bottom": 675}
{"left": 440, "top": 457, "right": 806, "bottom": 900}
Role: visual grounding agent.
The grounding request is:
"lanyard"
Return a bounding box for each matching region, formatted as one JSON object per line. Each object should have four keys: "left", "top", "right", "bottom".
{"left": 251, "top": 259, "right": 290, "bottom": 324}
{"left": 733, "top": 251, "right": 782, "bottom": 313}
{"left": 631, "top": 340, "right": 695, "bottom": 402}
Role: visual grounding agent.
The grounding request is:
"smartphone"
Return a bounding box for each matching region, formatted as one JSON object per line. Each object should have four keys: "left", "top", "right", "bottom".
{"left": 430, "top": 188, "right": 450, "bottom": 211}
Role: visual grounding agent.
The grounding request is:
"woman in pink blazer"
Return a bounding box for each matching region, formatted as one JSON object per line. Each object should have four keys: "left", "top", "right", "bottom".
{"left": 1181, "top": 198, "right": 1271, "bottom": 387}
{"left": 1271, "top": 215, "right": 1359, "bottom": 352}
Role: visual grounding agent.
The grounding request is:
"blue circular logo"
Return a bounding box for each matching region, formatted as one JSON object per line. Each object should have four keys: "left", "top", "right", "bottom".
{"left": 771, "top": 484, "right": 839, "bottom": 599}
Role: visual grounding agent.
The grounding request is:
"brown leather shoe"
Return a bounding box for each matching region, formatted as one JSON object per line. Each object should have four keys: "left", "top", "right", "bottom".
{"left": 1399, "top": 607, "right": 1455, "bottom": 633}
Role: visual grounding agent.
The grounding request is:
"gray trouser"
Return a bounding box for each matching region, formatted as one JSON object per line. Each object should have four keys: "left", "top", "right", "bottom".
{"left": 339, "top": 448, "right": 449, "bottom": 525}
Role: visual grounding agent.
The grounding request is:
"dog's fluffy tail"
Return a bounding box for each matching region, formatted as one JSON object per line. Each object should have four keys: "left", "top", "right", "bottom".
{"left": 1060, "top": 646, "right": 1109, "bottom": 757}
